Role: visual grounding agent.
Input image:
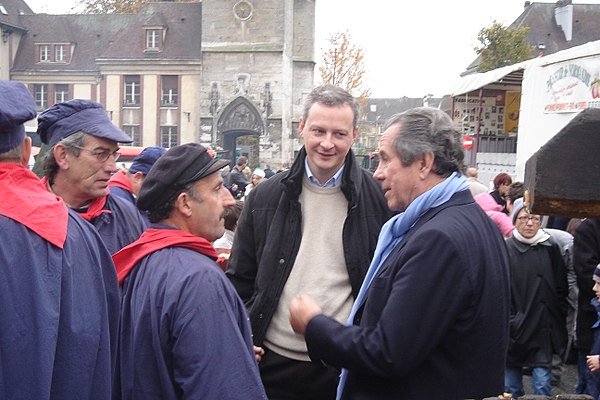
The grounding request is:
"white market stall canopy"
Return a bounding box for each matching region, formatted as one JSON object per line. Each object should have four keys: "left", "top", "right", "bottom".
{"left": 451, "top": 59, "right": 534, "bottom": 97}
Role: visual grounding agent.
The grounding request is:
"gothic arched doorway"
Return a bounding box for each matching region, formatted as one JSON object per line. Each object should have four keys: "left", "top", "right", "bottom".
{"left": 217, "top": 96, "right": 264, "bottom": 168}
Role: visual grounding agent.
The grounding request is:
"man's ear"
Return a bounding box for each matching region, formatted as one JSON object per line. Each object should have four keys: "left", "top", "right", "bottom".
{"left": 133, "top": 171, "right": 145, "bottom": 184}
{"left": 351, "top": 127, "right": 358, "bottom": 144}
{"left": 174, "top": 192, "right": 194, "bottom": 217}
{"left": 418, "top": 152, "right": 435, "bottom": 178}
{"left": 298, "top": 117, "right": 306, "bottom": 138}
{"left": 20, "top": 136, "right": 32, "bottom": 166}
{"left": 53, "top": 144, "right": 70, "bottom": 169}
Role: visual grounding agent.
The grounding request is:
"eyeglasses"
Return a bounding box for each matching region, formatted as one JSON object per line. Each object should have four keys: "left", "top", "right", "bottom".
{"left": 69, "top": 145, "right": 121, "bottom": 162}
{"left": 517, "top": 215, "right": 541, "bottom": 223}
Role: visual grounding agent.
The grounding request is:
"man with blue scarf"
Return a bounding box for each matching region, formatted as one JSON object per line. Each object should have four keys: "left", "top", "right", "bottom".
{"left": 289, "top": 107, "right": 511, "bottom": 399}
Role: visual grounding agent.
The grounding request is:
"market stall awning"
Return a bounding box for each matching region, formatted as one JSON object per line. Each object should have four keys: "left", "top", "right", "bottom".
{"left": 451, "top": 59, "right": 533, "bottom": 97}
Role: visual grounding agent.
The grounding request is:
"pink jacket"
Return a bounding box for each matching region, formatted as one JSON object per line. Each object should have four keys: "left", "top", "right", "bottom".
{"left": 474, "top": 193, "right": 514, "bottom": 237}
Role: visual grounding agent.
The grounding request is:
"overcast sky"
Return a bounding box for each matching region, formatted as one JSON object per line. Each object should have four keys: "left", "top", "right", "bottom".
{"left": 23, "top": 0, "right": 600, "bottom": 98}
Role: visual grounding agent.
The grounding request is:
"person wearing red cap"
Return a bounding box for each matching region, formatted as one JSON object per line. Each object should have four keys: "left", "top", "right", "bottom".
{"left": 113, "top": 143, "right": 266, "bottom": 400}
{"left": 37, "top": 99, "right": 147, "bottom": 254}
{"left": 0, "top": 81, "right": 120, "bottom": 398}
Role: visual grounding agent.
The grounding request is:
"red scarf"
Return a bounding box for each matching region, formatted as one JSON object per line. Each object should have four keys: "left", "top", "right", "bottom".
{"left": 0, "top": 164, "right": 68, "bottom": 248}
{"left": 113, "top": 227, "right": 219, "bottom": 285}
{"left": 108, "top": 170, "right": 133, "bottom": 193}
{"left": 41, "top": 176, "right": 111, "bottom": 221}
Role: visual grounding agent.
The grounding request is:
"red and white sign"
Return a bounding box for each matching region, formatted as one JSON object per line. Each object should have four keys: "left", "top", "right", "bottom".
{"left": 463, "top": 135, "right": 473, "bottom": 150}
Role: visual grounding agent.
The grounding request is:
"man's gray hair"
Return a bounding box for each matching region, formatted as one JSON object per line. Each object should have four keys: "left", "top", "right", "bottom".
{"left": 384, "top": 107, "right": 464, "bottom": 177}
{"left": 303, "top": 85, "right": 359, "bottom": 128}
{"left": 43, "top": 131, "right": 87, "bottom": 185}
{"left": 0, "top": 141, "right": 25, "bottom": 163}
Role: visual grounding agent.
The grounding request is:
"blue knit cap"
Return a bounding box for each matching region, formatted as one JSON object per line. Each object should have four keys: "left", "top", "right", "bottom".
{"left": 0, "top": 80, "right": 37, "bottom": 152}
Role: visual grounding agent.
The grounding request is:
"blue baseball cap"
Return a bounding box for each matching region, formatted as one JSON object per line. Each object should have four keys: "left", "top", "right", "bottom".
{"left": 38, "top": 99, "right": 132, "bottom": 147}
{"left": 0, "top": 80, "right": 37, "bottom": 153}
{"left": 129, "top": 146, "right": 167, "bottom": 176}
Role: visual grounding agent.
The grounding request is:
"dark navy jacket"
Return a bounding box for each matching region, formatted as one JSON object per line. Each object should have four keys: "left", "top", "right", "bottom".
{"left": 108, "top": 185, "right": 136, "bottom": 206}
{"left": 0, "top": 209, "right": 120, "bottom": 399}
{"left": 86, "top": 194, "right": 147, "bottom": 254}
{"left": 108, "top": 186, "right": 151, "bottom": 225}
{"left": 304, "top": 190, "right": 510, "bottom": 400}
{"left": 118, "top": 229, "right": 266, "bottom": 400}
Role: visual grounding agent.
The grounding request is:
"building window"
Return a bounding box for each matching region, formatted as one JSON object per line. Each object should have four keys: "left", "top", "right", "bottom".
{"left": 36, "top": 44, "right": 71, "bottom": 64}
{"left": 161, "top": 75, "right": 178, "bottom": 106}
{"left": 55, "top": 45, "right": 66, "bottom": 63}
{"left": 40, "top": 45, "right": 50, "bottom": 62}
{"left": 123, "top": 125, "right": 141, "bottom": 146}
{"left": 146, "top": 29, "right": 161, "bottom": 50}
{"left": 34, "top": 84, "right": 48, "bottom": 110}
{"left": 160, "top": 126, "right": 178, "bottom": 148}
{"left": 124, "top": 75, "right": 141, "bottom": 106}
{"left": 54, "top": 84, "right": 69, "bottom": 104}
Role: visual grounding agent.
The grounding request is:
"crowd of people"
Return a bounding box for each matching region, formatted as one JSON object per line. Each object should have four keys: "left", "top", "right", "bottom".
{"left": 1, "top": 78, "right": 599, "bottom": 399}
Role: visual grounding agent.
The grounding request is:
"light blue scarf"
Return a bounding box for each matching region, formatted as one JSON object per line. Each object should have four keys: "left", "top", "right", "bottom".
{"left": 336, "top": 172, "right": 469, "bottom": 399}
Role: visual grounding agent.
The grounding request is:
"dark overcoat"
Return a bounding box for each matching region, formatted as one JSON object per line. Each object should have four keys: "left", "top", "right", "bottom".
{"left": 304, "top": 190, "right": 511, "bottom": 400}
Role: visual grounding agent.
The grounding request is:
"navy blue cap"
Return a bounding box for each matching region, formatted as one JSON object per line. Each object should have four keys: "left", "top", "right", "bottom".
{"left": 0, "top": 80, "right": 37, "bottom": 153}
{"left": 137, "top": 143, "right": 229, "bottom": 213}
{"left": 129, "top": 146, "right": 167, "bottom": 176}
{"left": 38, "top": 99, "right": 132, "bottom": 147}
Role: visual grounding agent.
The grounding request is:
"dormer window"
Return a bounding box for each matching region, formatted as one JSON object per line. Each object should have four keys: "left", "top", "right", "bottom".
{"left": 55, "top": 45, "right": 66, "bottom": 62}
{"left": 36, "top": 43, "right": 71, "bottom": 64}
{"left": 40, "top": 45, "right": 50, "bottom": 62}
{"left": 145, "top": 28, "right": 162, "bottom": 51}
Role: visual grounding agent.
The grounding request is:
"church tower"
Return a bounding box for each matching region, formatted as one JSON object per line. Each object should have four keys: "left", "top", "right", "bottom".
{"left": 200, "top": 0, "right": 315, "bottom": 168}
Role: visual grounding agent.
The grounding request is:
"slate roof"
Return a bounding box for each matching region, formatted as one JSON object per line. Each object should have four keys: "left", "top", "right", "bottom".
{"left": 0, "top": 0, "right": 32, "bottom": 31}
{"left": 463, "top": 1, "right": 600, "bottom": 75}
{"left": 99, "top": 3, "right": 202, "bottom": 61}
{"left": 11, "top": 1, "right": 202, "bottom": 74}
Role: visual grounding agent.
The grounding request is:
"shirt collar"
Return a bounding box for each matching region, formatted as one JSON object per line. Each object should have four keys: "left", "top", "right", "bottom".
{"left": 304, "top": 158, "right": 344, "bottom": 188}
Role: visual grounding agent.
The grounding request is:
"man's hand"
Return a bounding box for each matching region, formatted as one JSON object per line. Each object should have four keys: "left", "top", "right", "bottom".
{"left": 289, "top": 294, "right": 322, "bottom": 336}
{"left": 587, "top": 354, "right": 600, "bottom": 371}
{"left": 253, "top": 346, "right": 265, "bottom": 363}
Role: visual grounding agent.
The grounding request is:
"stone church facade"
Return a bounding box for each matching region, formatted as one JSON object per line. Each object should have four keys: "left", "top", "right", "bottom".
{"left": 1, "top": 0, "right": 315, "bottom": 168}
{"left": 200, "top": 0, "right": 315, "bottom": 168}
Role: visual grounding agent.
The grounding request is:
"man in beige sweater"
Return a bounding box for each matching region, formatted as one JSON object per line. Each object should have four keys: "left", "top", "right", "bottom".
{"left": 227, "top": 85, "right": 392, "bottom": 399}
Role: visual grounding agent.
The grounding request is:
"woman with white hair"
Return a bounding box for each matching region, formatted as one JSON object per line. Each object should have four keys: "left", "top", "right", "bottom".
{"left": 243, "top": 168, "right": 265, "bottom": 199}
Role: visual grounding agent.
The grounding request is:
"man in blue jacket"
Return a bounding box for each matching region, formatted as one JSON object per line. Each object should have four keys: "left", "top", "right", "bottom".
{"left": 38, "top": 99, "right": 147, "bottom": 254}
{"left": 113, "top": 143, "right": 266, "bottom": 400}
{"left": 290, "top": 107, "right": 511, "bottom": 399}
{"left": 0, "top": 81, "right": 120, "bottom": 399}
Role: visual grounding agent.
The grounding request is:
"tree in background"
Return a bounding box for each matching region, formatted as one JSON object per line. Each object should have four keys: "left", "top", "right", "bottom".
{"left": 77, "top": 0, "right": 188, "bottom": 14}
{"left": 319, "top": 31, "right": 371, "bottom": 104}
{"left": 474, "top": 21, "right": 533, "bottom": 72}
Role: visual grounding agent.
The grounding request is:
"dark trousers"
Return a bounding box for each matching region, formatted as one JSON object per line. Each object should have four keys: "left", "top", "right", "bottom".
{"left": 259, "top": 347, "right": 340, "bottom": 400}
